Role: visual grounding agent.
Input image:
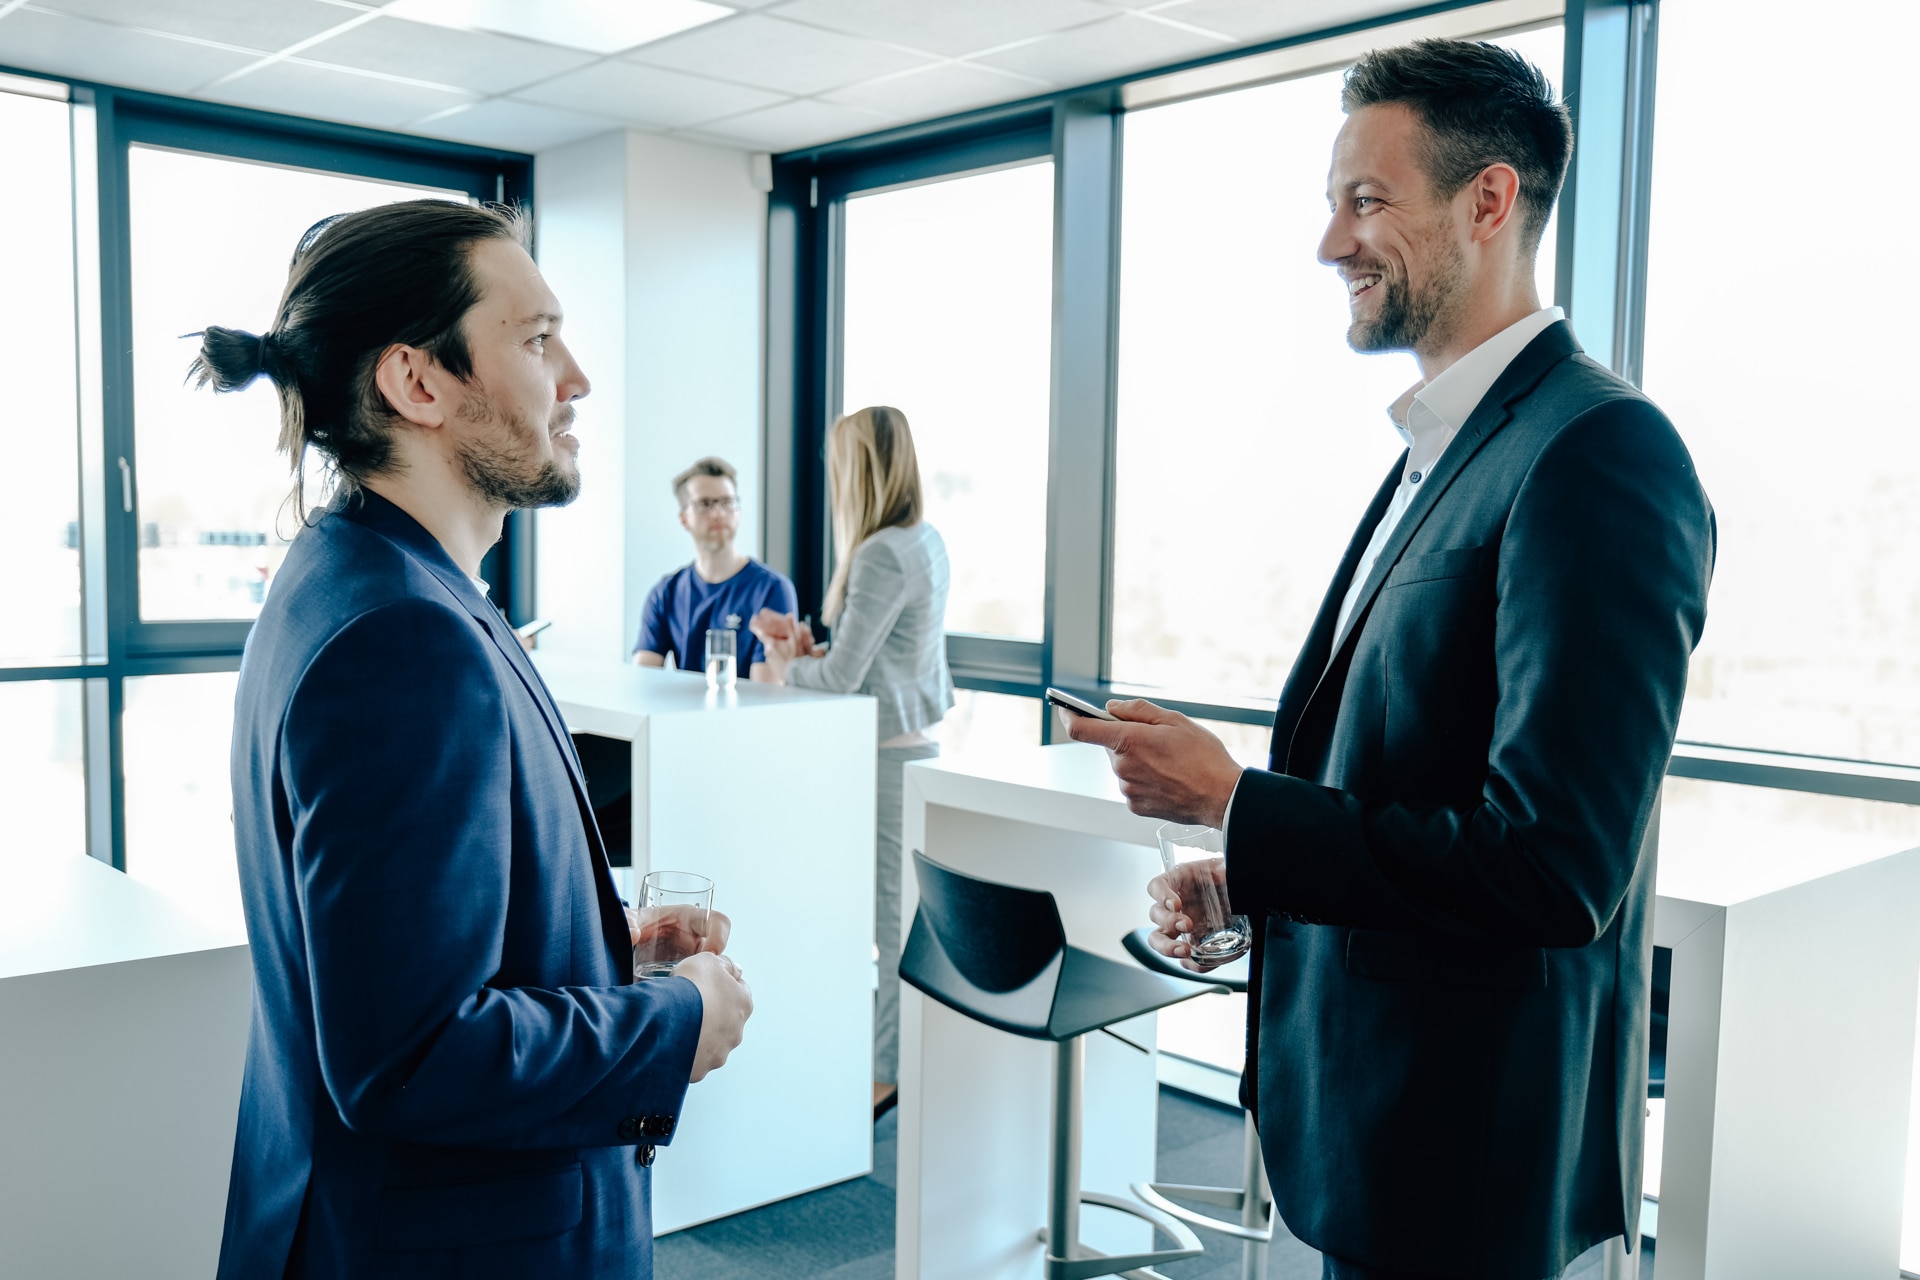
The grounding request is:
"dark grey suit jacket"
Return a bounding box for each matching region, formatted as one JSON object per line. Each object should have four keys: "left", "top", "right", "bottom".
{"left": 1225, "top": 322, "right": 1713, "bottom": 1279}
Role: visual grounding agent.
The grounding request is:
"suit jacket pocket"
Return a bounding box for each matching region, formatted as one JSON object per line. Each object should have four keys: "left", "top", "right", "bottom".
{"left": 376, "top": 1162, "right": 583, "bottom": 1251}
{"left": 1381, "top": 544, "right": 1489, "bottom": 589}
{"left": 1345, "top": 929, "right": 1546, "bottom": 992}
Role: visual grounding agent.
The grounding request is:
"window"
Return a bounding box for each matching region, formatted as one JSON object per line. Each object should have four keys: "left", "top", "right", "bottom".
{"left": 1642, "top": 0, "right": 1920, "bottom": 766}
{"left": 937, "top": 689, "right": 1043, "bottom": 760}
{"left": 0, "top": 88, "right": 84, "bottom": 667}
{"left": 0, "top": 681, "right": 87, "bottom": 863}
{"left": 840, "top": 161, "right": 1054, "bottom": 641}
{"left": 122, "top": 672, "right": 242, "bottom": 925}
{"left": 0, "top": 72, "right": 528, "bottom": 875}
{"left": 1109, "top": 25, "right": 1561, "bottom": 704}
{"left": 127, "top": 148, "right": 467, "bottom": 622}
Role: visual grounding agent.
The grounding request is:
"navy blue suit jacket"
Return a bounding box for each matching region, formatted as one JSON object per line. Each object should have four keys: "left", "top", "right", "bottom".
{"left": 1226, "top": 324, "right": 1715, "bottom": 1279}
{"left": 218, "top": 489, "right": 705, "bottom": 1280}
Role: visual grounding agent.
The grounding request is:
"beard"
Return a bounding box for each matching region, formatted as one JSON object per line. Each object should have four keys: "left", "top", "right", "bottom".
{"left": 454, "top": 390, "right": 580, "bottom": 510}
{"left": 1347, "top": 230, "right": 1468, "bottom": 354}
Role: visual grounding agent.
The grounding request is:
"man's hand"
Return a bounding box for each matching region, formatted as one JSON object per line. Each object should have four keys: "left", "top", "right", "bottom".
{"left": 627, "top": 905, "right": 732, "bottom": 957}
{"left": 1063, "top": 699, "right": 1243, "bottom": 827}
{"left": 675, "top": 951, "right": 753, "bottom": 1082}
{"left": 1146, "top": 861, "right": 1236, "bottom": 971}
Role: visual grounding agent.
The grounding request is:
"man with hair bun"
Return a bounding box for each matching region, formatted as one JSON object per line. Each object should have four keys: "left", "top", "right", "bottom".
{"left": 202, "top": 199, "right": 752, "bottom": 1280}
{"left": 1069, "top": 39, "right": 1714, "bottom": 1280}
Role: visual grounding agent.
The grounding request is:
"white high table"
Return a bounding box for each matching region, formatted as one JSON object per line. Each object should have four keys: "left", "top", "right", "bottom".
{"left": 897, "top": 744, "right": 1920, "bottom": 1280}
{"left": 533, "top": 654, "right": 878, "bottom": 1233}
{"left": 0, "top": 854, "right": 251, "bottom": 1279}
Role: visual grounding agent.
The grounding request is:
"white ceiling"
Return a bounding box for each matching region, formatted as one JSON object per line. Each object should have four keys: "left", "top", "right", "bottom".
{"left": 0, "top": 0, "right": 1416, "bottom": 155}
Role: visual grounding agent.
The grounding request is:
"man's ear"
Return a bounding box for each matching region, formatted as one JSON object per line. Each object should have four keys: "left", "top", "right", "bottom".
{"left": 373, "top": 343, "right": 451, "bottom": 430}
{"left": 1465, "top": 162, "right": 1523, "bottom": 245}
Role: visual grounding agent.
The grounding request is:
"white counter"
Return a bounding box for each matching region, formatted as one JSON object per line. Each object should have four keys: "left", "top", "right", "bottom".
{"left": 897, "top": 745, "right": 1920, "bottom": 1280}
{"left": 534, "top": 655, "right": 879, "bottom": 1233}
{"left": 0, "top": 853, "right": 251, "bottom": 1279}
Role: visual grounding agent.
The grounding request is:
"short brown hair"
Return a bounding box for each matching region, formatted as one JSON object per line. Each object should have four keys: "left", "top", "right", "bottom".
{"left": 1342, "top": 39, "right": 1572, "bottom": 255}
{"left": 672, "top": 456, "right": 737, "bottom": 506}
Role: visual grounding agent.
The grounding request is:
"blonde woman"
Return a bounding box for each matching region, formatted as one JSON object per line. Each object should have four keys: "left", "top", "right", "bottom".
{"left": 753, "top": 405, "right": 953, "bottom": 1113}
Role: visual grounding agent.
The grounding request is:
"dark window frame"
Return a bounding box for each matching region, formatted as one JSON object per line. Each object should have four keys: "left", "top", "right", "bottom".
{"left": 0, "top": 65, "right": 537, "bottom": 870}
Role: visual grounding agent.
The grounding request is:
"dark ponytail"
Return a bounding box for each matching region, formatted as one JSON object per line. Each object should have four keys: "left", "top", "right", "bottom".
{"left": 188, "top": 200, "right": 529, "bottom": 514}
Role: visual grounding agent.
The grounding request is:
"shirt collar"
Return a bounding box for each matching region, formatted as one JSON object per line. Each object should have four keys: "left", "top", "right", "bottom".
{"left": 1388, "top": 306, "right": 1565, "bottom": 450}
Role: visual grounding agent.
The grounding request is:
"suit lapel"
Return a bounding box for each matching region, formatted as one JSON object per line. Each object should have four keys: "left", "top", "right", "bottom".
{"left": 341, "top": 492, "right": 634, "bottom": 972}
{"left": 1321, "top": 322, "right": 1581, "bottom": 666}
{"left": 1267, "top": 461, "right": 1400, "bottom": 769}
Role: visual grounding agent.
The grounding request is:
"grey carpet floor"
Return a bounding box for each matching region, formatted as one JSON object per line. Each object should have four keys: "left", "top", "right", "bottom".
{"left": 654, "top": 1088, "right": 1655, "bottom": 1280}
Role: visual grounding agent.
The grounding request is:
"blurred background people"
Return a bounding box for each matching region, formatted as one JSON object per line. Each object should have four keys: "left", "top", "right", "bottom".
{"left": 634, "top": 456, "right": 796, "bottom": 682}
{"left": 754, "top": 406, "right": 954, "bottom": 1117}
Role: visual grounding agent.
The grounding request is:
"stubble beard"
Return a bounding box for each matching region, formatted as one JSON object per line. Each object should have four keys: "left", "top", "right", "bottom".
{"left": 455, "top": 389, "right": 581, "bottom": 510}
{"left": 1346, "top": 225, "right": 1468, "bottom": 356}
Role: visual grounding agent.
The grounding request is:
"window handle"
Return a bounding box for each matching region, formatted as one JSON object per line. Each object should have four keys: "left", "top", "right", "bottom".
{"left": 117, "top": 456, "right": 133, "bottom": 513}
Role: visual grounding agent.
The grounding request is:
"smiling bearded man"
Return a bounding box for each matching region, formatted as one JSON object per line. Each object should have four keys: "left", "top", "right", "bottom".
{"left": 1066, "top": 40, "right": 1716, "bottom": 1280}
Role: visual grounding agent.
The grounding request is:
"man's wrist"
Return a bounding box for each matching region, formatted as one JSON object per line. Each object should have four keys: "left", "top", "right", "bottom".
{"left": 1216, "top": 767, "right": 1249, "bottom": 837}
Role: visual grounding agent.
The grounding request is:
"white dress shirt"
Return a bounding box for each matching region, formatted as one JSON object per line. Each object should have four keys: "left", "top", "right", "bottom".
{"left": 1217, "top": 306, "right": 1565, "bottom": 838}
{"left": 1330, "top": 306, "right": 1565, "bottom": 642}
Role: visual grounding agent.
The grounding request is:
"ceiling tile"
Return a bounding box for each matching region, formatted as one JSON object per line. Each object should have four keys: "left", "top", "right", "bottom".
{"left": 206, "top": 59, "right": 476, "bottom": 129}
{"left": 824, "top": 60, "right": 1045, "bottom": 121}
{"left": 515, "top": 60, "right": 785, "bottom": 129}
{"left": 690, "top": 97, "right": 893, "bottom": 151}
{"left": 774, "top": 0, "right": 1116, "bottom": 58}
{"left": 299, "top": 16, "right": 599, "bottom": 96}
{"left": 30, "top": 0, "right": 357, "bottom": 51}
{"left": 1162, "top": 0, "right": 1413, "bottom": 44}
{"left": 626, "top": 13, "right": 927, "bottom": 97}
{"left": 973, "top": 13, "right": 1230, "bottom": 87}
{"left": 410, "top": 99, "right": 626, "bottom": 152}
{"left": 0, "top": 8, "right": 259, "bottom": 92}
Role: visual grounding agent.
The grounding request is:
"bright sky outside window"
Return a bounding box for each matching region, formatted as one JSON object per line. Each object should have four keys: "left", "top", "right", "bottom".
{"left": 127, "top": 148, "right": 467, "bottom": 622}
{"left": 841, "top": 161, "right": 1054, "bottom": 641}
{"left": 0, "top": 90, "right": 84, "bottom": 667}
{"left": 1642, "top": 0, "right": 1920, "bottom": 767}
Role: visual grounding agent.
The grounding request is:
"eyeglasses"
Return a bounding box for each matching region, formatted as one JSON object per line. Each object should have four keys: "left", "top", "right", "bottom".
{"left": 686, "top": 497, "right": 740, "bottom": 514}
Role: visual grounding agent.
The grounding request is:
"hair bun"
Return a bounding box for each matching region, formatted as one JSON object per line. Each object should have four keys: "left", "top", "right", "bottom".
{"left": 188, "top": 325, "right": 273, "bottom": 393}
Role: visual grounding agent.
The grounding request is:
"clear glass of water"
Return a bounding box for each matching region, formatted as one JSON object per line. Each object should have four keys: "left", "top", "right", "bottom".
{"left": 1155, "top": 823, "right": 1250, "bottom": 964}
{"left": 634, "top": 870, "right": 715, "bottom": 978}
{"left": 705, "top": 628, "right": 737, "bottom": 689}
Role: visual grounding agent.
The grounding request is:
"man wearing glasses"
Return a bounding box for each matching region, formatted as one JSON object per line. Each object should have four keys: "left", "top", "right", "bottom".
{"left": 634, "top": 456, "right": 797, "bottom": 682}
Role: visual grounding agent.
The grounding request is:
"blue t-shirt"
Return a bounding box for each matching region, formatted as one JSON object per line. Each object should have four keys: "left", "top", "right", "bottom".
{"left": 634, "top": 558, "right": 797, "bottom": 673}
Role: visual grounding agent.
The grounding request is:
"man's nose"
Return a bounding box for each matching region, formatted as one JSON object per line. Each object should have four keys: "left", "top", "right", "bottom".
{"left": 1316, "top": 214, "right": 1351, "bottom": 267}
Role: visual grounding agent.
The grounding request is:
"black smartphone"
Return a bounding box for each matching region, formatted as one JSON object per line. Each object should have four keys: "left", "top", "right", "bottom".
{"left": 1045, "top": 687, "right": 1118, "bottom": 722}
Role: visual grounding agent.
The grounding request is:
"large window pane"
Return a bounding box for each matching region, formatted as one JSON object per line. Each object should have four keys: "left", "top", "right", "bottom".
{"left": 841, "top": 162, "right": 1053, "bottom": 640}
{"left": 123, "top": 671, "right": 241, "bottom": 927}
{"left": 1111, "top": 26, "right": 1560, "bottom": 702}
{"left": 1642, "top": 1, "right": 1920, "bottom": 764}
{"left": 0, "top": 90, "right": 83, "bottom": 665}
{"left": 0, "top": 680, "right": 87, "bottom": 861}
{"left": 937, "top": 689, "right": 1041, "bottom": 760}
{"left": 128, "top": 148, "right": 465, "bottom": 621}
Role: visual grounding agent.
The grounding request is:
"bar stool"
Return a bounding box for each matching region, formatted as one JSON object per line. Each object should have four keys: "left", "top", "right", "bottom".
{"left": 1121, "top": 927, "right": 1274, "bottom": 1280}
{"left": 899, "top": 851, "right": 1207, "bottom": 1280}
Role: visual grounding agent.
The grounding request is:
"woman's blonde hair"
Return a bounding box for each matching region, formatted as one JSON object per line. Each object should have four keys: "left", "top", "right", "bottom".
{"left": 822, "top": 405, "right": 924, "bottom": 625}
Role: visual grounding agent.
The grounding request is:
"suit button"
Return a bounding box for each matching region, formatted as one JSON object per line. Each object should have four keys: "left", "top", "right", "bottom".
{"left": 635, "top": 1144, "right": 656, "bottom": 1167}
{"left": 617, "top": 1117, "right": 641, "bottom": 1141}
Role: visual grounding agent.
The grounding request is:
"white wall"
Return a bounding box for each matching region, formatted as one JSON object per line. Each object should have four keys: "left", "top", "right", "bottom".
{"left": 533, "top": 131, "right": 767, "bottom": 664}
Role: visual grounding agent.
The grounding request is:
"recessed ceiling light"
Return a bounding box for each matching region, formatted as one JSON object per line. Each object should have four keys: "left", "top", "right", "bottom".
{"left": 384, "top": 0, "right": 733, "bottom": 56}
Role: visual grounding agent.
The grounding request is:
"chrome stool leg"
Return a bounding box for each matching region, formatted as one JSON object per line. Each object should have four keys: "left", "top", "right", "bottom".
{"left": 1040, "top": 1037, "right": 1204, "bottom": 1280}
{"left": 1132, "top": 1110, "right": 1273, "bottom": 1279}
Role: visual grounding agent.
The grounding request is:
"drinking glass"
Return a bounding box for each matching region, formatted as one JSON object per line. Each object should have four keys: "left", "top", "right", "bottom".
{"left": 1155, "top": 823, "right": 1250, "bottom": 964}
{"left": 705, "top": 628, "right": 737, "bottom": 689}
{"left": 634, "top": 870, "right": 714, "bottom": 978}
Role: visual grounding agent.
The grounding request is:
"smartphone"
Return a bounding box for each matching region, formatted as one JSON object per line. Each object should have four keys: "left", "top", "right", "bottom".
{"left": 1045, "top": 687, "right": 1118, "bottom": 722}
{"left": 514, "top": 618, "right": 554, "bottom": 639}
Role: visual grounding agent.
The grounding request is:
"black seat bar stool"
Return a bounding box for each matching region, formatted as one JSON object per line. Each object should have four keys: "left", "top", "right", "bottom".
{"left": 1121, "top": 926, "right": 1274, "bottom": 1280}
{"left": 899, "top": 852, "right": 1206, "bottom": 1280}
